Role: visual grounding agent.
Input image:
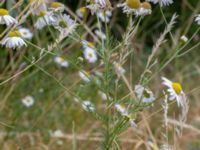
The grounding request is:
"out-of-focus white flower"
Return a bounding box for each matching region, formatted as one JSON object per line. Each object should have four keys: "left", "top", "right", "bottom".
{"left": 19, "top": 28, "right": 33, "bottom": 40}
{"left": 114, "top": 62, "right": 126, "bottom": 76}
{"left": 50, "top": 2, "right": 65, "bottom": 12}
{"left": 53, "top": 14, "right": 77, "bottom": 35}
{"left": 161, "top": 77, "right": 186, "bottom": 107}
{"left": 195, "top": 14, "right": 200, "bottom": 25}
{"left": 0, "top": 8, "right": 17, "bottom": 26}
{"left": 79, "top": 70, "right": 91, "bottom": 82}
{"left": 86, "top": 0, "right": 112, "bottom": 15}
{"left": 83, "top": 47, "right": 97, "bottom": 63}
{"left": 82, "top": 100, "right": 95, "bottom": 112}
{"left": 34, "top": 10, "right": 55, "bottom": 30}
{"left": 30, "top": 2, "right": 47, "bottom": 16}
{"left": 180, "top": 35, "right": 188, "bottom": 43}
{"left": 54, "top": 57, "right": 69, "bottom": 68}
{"left": 96, "top": 10, "right": 112, "bottom": 23}
{"left": 115, "top": 104, "right": 128, "bottom": 116}
{"left": 95, "top": 29, "right": 106, "bottom": 40}
{"left": 135, "top": 84, "right": 155, "bottom": 103}
{"left": 147, "top": 0, "right": 173, "bottom": 7}
{"left": 118, "top": 1, "right": 152, "bottom": 16}
{"left": 22, "top": 95, "right": 34, "bottom": 108}
{"left": 76, "top": 7, "right": 88, "bottom": 18}
{"left": 82, "top": 40, "right": 97, "bottom": 63}
{"left": 51, "top": 129, "right": 64, "bottom": 138}
{"left": 1, "top": 31, "right": 27, "bottom": 49}
{"left": 98, "top": 91, "right": 113, "bottom": 101}
{"left": 147, "top": 140, "right": 159, "bottom": 150}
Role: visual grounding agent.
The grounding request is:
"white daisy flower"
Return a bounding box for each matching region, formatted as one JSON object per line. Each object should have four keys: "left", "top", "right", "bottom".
{"left": 195, "top": 14, "right": 200, "bottom": 25}
{"left": 76, "top": 7, "right": 88, "bottom": 18}
{"left": 135, "top": 85, "right": 155, "bottom": 103}
{"left": 115, "top": 104, "right": 128, "bottom": 116}
{"left": 161, "top": 77, "right": 186, "bottom": 107}
{"left": 51, "top": 129, "right": 64, "bottom": 138}
{"left": 147, "top": 141, "right": 159, "bottom": 150}
{"left": 83, "top": 47, "right": 97, "bottom": 63}
{"left": 50, "top": 2, "right": 65, "bottom": 12}
{"left": 22, "top": 95, "right": 34, "bottom": 108}
{"left": 114, "top": 62, "right": 126, "bottom": 76}
{"left": 30, "top": 2, "right": 47, "bottom": 16}
{"left": 115, "top": 104, "right": 137, "bottom": 127}
{"left": 1, "top": 31, "right": 27, "bottom": 49}
{"left": 180, "top": 35, "right": 188, "bottom": 43}
{"left": 0, "top": 8, "right": 17, "bottom": 26}
{"left": 86, "top": 0, "right": 111, "bottom": 15}
{"left": 79, "top": 70, "right": 91, "bottom": 82}
{"left": 82, "top": 40, "right": 97, "bottom": 63}
{"left": 95, "top": 29, "right": 106, "bottom": 40}
{"left": 54, "top": 56, "right": 69, "bottom": 68}
{"left": 118, "top": 1, "right": 152, "bottom": 16}
{"left": 82, "top": 100, "right": 95, "bottom": 112}
{"left": 96, "top": 10, "right": 112, "bottom": 23}
{"left": 19, "top": 28, "right": 33, "bottom": 40}
{"left": 53, "top": 14, "right": 77, "bottom": 35}
{"left": 147, "top": 0, "right": 173, "bottom": 7}
{"left": 34, "top": 10, "right": 55, "bottom": 30}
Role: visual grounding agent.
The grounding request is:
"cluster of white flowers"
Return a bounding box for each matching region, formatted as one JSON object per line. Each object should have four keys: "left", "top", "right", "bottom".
{"left": 118, "top": 0, "right": 152, "bottom": 16}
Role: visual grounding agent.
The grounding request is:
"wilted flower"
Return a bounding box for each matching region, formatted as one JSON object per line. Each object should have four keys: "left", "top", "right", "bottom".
{"left": 34, "top": 10, "right": 55, "bottom": 29}
{"left": 1, "top": 31, "right": 27, "bottom": 49}
{"left": 118, "top": 0, "right": 152, "bottom": 16}
{"left": 82, "top": 100, "right": 95, "bottom": 112}
{"left": 161, "top": 77, "right": 186, "bottom": 107}
{"left": 195, "top": 14, "right": 200, "bottom": 25}
{"left": 0, "top": 8, "right": 17, "bottom": 26}
{"left": 54, "top": 57, "right": 69, "bottom": 68}
{"left": 76, "top": 7, "right": 88, "bottom": 18}
{"left": 19, "top": 28, "right": 33, "bottom": 40}
{"left": 135, "top": 84, "right": 155, "bottom": 103}
{"left": 79, "top": 70, "right": 91, "bottom": 82}
{"left": 96, "top": 10, "right": 112, "bottom": 23}
{"left": 147, "top": 0, "right": 173, "bottom": 7}
{"left": 22, "top": 95, "right": 34, "bottom": 108}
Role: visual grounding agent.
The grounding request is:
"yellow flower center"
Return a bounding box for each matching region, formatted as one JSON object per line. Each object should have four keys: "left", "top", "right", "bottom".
{"left": 38, "top": 10, "right": 46, "bottom": 17}
{"left": 141, "top": 2, "right": 152, "bottom": 10}
{"left": 0, "top": 8, "right": 9, "bottom": 16}
{"left": 143, "top": 89, "right": 150, "bottom": 98}
{"left": 59, "top": 20, "right": 67, "bottom": 28}
{"left": 126, "top": 0, "right": 141, "bottom": 9}
{"left": 50, "top": 2, "right": 63, "bottom": 9}
{"left": 172, "top": 82, "right": 182, "bottom": 94}
{"left": 87, "top": 42, "right": 94, "bottom": 48}
{"left": 59, "top": 57, "right": 65, "bottom": 62}
{"left": 9, "top": 31, "right": 22, "bottom": 37}
{"left": 79, "top": 7, "right": 87, "bottom": 14}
